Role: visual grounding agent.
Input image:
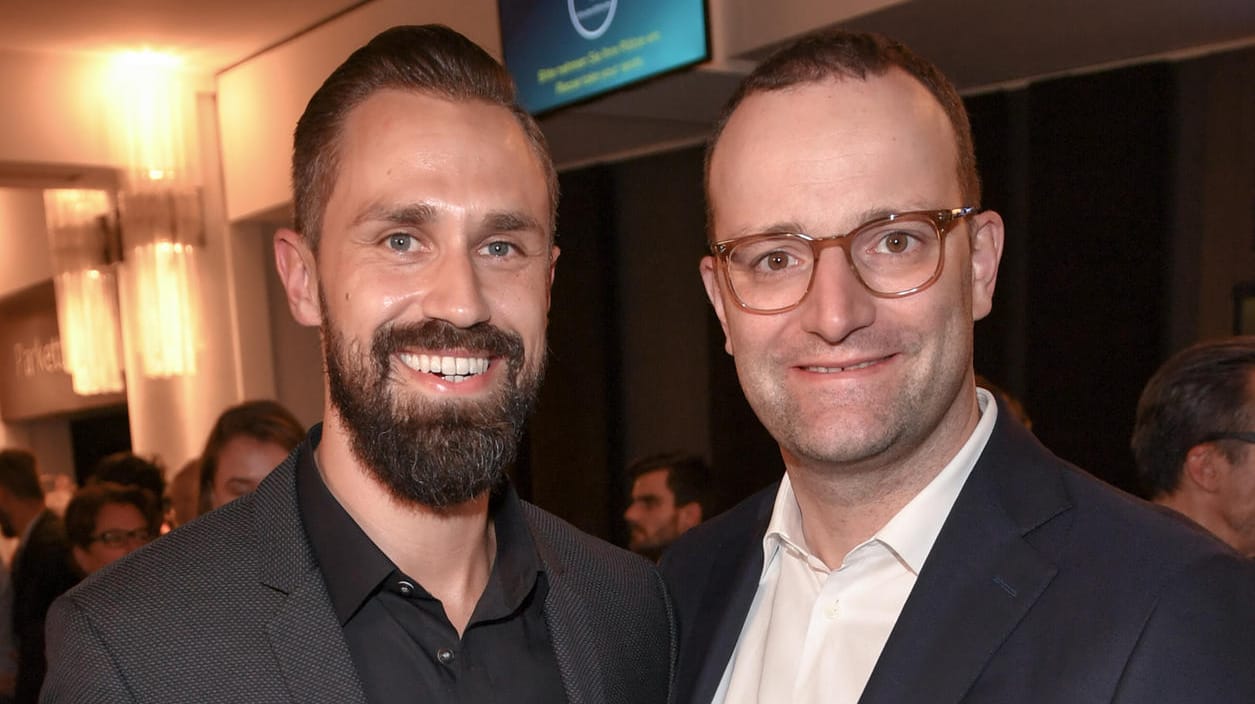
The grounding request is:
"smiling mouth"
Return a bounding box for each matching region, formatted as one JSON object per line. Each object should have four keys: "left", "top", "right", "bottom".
{"left": 397, "top": 352, "right": 491, "bottom": 384}
{"left": 803, "top": 357, "right": 888, "bottom": 373}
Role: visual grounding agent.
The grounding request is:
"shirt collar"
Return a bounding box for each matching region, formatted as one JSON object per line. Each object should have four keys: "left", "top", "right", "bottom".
{"left": 295, "top": 425, "right": 545, "bottom": 625}
{"left": 762, "top": 388, "right": 998, "bottom": 575}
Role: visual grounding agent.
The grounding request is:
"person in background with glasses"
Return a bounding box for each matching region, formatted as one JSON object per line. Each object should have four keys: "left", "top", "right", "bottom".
{"left": 661, "top": 28, "right": 1255, "bottom": 704}
{"left": 64, "top": 482, "right": 162, "bottom": 576}
{"left": 1132, "top": 336, "right": 1255, "bottom": 556}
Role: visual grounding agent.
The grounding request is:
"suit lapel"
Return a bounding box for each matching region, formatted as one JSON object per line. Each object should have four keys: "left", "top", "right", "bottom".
{"left": 860, "top": 417, "right": 1070, "bottom": 704}
{"left": 533, "top": 537, "right": 606, "bottom": 704}
{"left": 686, "top": 488, "right": 774, "bottom": 704}
{"left": 251, "top": 445, "right": 368, "bottom": 704}
{"left": 266, "top": 569, "right": 368, "bottom": 704}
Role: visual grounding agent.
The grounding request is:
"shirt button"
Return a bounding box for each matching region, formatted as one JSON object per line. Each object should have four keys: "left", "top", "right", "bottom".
{"left": 436, "top": 648, "right": 455, "bottom": 665}
{"left": 825, "top": 602, "right": 839, "bottom": 620}
{"left": 398, "top": 580, "right": 415, "bottom": 597}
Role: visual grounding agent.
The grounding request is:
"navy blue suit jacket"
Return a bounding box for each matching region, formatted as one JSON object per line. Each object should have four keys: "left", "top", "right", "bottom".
{"left": 661, "top": 410, "right": 1255, "bottom": 703}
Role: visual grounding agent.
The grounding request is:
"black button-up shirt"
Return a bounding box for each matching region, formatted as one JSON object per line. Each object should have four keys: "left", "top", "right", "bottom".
{"left": 296, "top": 438, "right": 566, "bottom": 704}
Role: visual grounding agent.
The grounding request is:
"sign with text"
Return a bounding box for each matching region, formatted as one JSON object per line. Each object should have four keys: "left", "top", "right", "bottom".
{"left": 0, "top": 281, "right": 125, "bottom": 421}
{"left": 500, "top": 0, "right": 709, "bottom": 114}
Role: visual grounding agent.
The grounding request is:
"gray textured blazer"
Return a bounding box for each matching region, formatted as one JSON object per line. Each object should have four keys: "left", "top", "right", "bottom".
{"left": 41, "top": 447, "right": 675, "bottom": 703}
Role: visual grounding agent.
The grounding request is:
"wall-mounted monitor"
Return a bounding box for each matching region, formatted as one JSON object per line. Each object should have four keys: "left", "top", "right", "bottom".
{"left": 499, "top": 0, "right": 709, "bottom": 115}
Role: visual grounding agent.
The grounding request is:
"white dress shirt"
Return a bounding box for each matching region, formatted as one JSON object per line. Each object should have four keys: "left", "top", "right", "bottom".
{"left": 713, "top": 389, "right": 998, "bottom": 704}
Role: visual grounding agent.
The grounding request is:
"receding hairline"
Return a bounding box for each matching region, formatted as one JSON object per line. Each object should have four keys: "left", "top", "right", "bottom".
{"left": 311, "top": 88, "right": 558, "bottom": 244}
{"left": 706, "top": 70, "right": 968, "bottom": 232}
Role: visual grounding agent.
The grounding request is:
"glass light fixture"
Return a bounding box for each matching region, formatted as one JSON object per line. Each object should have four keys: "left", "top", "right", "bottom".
{"left": 107, "top": 50, "right": 203, "bottom": 379}
{"left": 43, "top": 189, "right": 125, "bottom": 395}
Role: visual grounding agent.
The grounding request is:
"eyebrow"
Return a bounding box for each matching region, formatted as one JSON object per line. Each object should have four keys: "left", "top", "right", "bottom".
{"left": 482, "top": 210, "right": 545, "bottom": 236}
{"left": 350, "top": 202, "right": 546, "bottom": 237}
{"left": 351, "top": 202, "right": 439, "bottom": 229}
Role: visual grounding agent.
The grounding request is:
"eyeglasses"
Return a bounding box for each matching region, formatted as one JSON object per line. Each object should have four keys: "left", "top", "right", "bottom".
{"left": 90, "top": 528, "right": 153, "bottom": 548}
{"left": 710, "top": 207, "right": 977, "bottom": 314}
{"left": 1201, "top": 431, "right": 1255, "bottom": 445}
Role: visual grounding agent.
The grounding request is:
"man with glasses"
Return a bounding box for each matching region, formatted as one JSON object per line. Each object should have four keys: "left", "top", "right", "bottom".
{"left": 661, "top": 29, "right": 1255, "bottom": 703}
{"left": 64, "top": 482, "right": 162, "bottom": 576}
{"left": 1132, "top": 336, "right": 1255, "bottom": 556}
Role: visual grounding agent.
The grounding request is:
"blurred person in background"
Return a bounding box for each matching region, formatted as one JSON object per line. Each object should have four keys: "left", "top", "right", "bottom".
{"left": 0, "top": 449, "right": 77, "bottom": 703}
{"left": 165, "top": 458, "right": 201, "bottom": 530}
{"left": 87, "top": 453, "right": 166, "bottom": 502}
{"left": 64, "top": 482, "right": 162, "bottom": 576}
{"left": 624, "top": 452, "right": 711, "bottom": 561}
{"left": 1132, "top": 336, "right": 1255, "bottom": 556}
{"left": 198, "top": 400, "right": 305, "bottom": 514}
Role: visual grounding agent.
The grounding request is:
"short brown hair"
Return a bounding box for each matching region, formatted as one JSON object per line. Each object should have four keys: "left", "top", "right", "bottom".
{"left": 198, "top": 400, "right": 305, "bottom": 515}
{"left": 0, "top": 448, "right": 43, "bottom": 501}
{"left": 292, "top": 24, "right": 558, "bottom": 251}
{"left": 1132, "top": 337, "right": 1255, "bottom": 497}
{"left": 64, "top": 482, "right": 162, "bottom": 549}
{"left": 706, "top": 30, "right": 980, "bottom": 230}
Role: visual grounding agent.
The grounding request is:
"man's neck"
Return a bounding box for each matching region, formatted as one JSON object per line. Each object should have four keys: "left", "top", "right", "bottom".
{"left": 1156, "top": 492, "right": 1246, "bottom": 556}
{"left": 315, "top": 414, "right": 496, "bottom": 635}
{"left": 783, "top": 391, "right": 982, "bottom": 567}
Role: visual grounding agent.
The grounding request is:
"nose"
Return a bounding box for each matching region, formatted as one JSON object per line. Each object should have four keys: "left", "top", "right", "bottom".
{"left": 624, "top": 503, "right": 638, "bottom": 523}
{"left": 798, "top": 249, "right": 876, "bottom": 343}
{"left": 421, "top": 248, "right": 491, "bottom": 329}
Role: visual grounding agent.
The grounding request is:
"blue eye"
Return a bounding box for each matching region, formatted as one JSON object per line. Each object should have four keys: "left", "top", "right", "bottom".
{"left": 482, "top": 240, "right": 516, "bottom": 257}
{"left": 387, "top": 234, "right": 415, "bottom": 252}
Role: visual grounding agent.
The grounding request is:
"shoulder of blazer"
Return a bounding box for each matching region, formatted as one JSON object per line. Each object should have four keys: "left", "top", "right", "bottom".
{"left": 659, "top": 481, "right": 776, "bottom": 588}
{"left": 60, "top": 451, "right": 308, "bottom": 615}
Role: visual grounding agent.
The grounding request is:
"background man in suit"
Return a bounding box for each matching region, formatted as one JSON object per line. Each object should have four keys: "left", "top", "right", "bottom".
{"left": 0, "top": 449, "right": 77, "bottom": 703}
{"left": 624, "top": 452, "right": 710, "bottom": 561}
{"left": 44, "top": 25, "right": 673, "bottom": 704}
{"left": 1132, "top": 336, "right": 1255, "bottom": 556}
{"left": 662, "top": 29, "right": 1255, "bottom": 704}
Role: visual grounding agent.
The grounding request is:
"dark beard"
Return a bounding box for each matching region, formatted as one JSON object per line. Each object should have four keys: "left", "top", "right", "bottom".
{"left": 323, "top": 316, "right": 543, "bottom": 508}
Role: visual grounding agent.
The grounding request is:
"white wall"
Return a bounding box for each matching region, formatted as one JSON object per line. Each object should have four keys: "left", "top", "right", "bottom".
{"left": 0, "top": 189, "right": 52, "bottom": 299}
{"left": 215, "top": 0, "right": 501, "bottom": 222}
{"left": 0, "top": 50, "right": 113, "bottom": 169}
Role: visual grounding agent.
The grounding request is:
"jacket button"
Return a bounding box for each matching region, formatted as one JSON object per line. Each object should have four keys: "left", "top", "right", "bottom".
{"left": 436, "top": 648, "right": 455, "bottom": 665}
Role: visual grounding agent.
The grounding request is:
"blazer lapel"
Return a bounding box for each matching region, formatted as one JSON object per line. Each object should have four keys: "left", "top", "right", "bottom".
{"left": 535, "top": 540, "right": 606, "bottom": 704}
{"left": 266, "top": 569, "right": 368, "bottom": 704}
{"left": 686, "top": 489, "right": 774, "bottom": 704}
{"left": 860, "top": 417, "right": 1070, "bottom": 704}
{"left": 251, "top": 449, "right": 368, "bottom": 704}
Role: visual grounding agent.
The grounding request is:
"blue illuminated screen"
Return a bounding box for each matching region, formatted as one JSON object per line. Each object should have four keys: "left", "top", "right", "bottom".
{"left": 499, "top": 0, "right": 709, "bottom": 114}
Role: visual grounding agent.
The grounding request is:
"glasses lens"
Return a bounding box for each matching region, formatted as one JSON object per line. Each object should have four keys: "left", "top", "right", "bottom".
{"left": 848, "top": 217, "right": 942, "bottom": 295}
{"left": 723, "top": 235, "right": 814, "bottom": 311}
{"left": 97, "top": 528, "right": 151, "bottom": 547}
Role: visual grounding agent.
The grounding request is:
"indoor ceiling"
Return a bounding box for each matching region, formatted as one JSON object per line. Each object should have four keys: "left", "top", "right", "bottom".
{"left": 0, "top": 0, "right": 1252, "bottom": 168}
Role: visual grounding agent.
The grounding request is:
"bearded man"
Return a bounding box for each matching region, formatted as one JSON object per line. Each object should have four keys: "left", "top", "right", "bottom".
{"left": 42, "top": 25, "right": 673, "bottom": 704}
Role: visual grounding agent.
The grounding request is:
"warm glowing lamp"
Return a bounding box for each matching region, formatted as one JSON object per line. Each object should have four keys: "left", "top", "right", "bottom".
{"left": 107, "top": 50, "right": 202, "bottom": 379}
{"left": 43, "top": 189, "right": 125, "bottom": 395}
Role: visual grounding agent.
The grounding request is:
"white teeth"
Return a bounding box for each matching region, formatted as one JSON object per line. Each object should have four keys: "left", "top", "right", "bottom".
{"left": 808, "top": 359, "right": 878, "bottom": 373}
{"left": 397, "top": 353, "right": 490, "bottom": 377}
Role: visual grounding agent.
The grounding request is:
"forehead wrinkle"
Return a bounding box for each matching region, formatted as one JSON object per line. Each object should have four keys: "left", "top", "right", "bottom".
{"left": 724, "top": 205, "right": 923, "bottom": 241}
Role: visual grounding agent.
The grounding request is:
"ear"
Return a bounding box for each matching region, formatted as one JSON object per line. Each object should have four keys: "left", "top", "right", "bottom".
{"left": 968, "top": 210, "right": 1004, "bottom": 321}
{"left": 700, "top": 255, "right": 735, "bottom": 355}
{"left": 676, "top": 501, "right": 703, "bottom": 532}
{"left": 274, "top": 228, "right": 322, "bottom": 327}
{"left": 546, "top": 245, "right": 560, "bottom": 310}
{"left": 1183, "top": 443, "right": 1223, "bottom": 492}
